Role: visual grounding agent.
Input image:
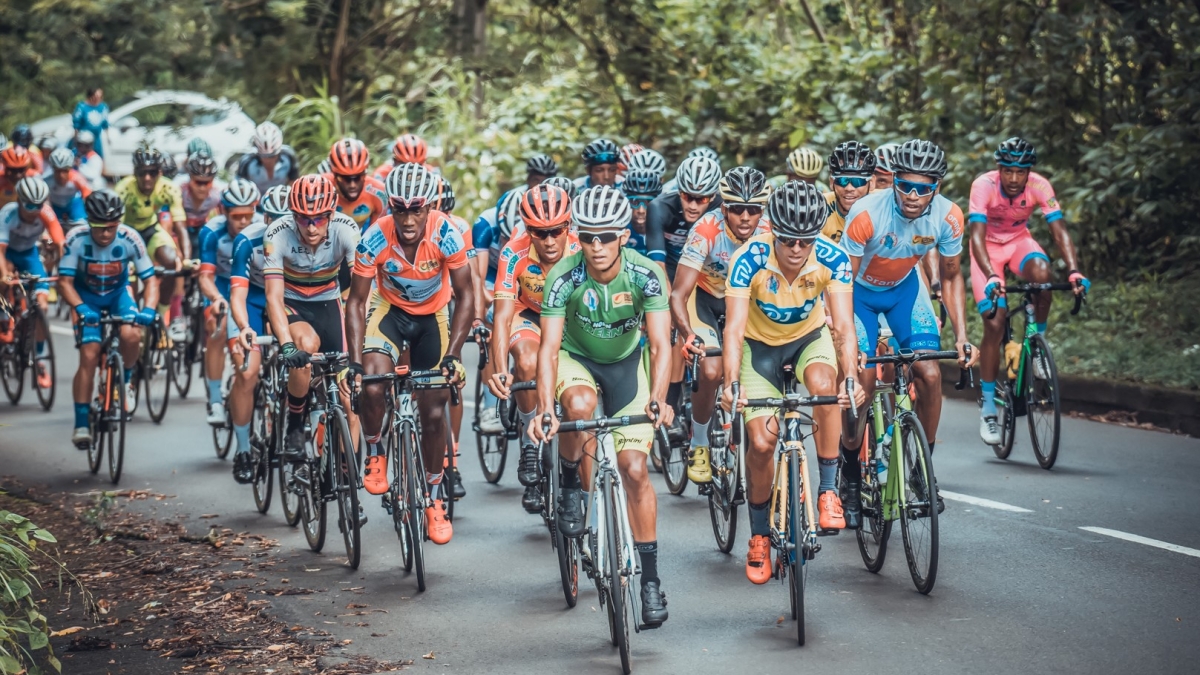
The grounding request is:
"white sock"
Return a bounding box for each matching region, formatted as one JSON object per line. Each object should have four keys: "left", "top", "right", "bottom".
{"left": 692, "top": 417, "right": 711, "bottom": 447}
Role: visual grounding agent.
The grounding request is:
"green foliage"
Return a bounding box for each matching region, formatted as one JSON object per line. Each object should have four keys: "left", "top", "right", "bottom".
{"left": 0, "top": 507, "right": 62, "bottom": 674}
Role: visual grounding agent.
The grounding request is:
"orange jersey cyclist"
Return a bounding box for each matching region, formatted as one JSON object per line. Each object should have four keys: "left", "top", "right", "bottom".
{"left": 345, "top": 163, "right": 475, "bottom": 547}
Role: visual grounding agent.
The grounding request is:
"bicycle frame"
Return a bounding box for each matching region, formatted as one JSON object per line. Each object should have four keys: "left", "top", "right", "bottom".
{"left": 585, "top": 430, "right": 639, "bottom": 590}
{"left": 768, "top": 409, "right": 817, "bottom": 565}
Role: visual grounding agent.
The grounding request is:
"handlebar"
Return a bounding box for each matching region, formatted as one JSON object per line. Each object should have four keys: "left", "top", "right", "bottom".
{"left": 987, "top": 281, "right": 1086, "bottom": 319}
{"left": 743, "top": 394, "right": 840, "bottom": 409}
{"left": 360, "top": 365, "right": 462, "bottom": 405}
{"left": 685, "top": 340, "right": 724, "bottom": 392}
{"left": 537, "top": 401, "right": 661, "bottom": 435}
{"left": 497, "top": 378, "right": 537, "bottom": 427}
{"left": 845, "top": 377, "right": 858, "bottom": 421}
{"left": 866, "top": 349, "right": 959, "bottom": 366}
{"left": 471, "top": 324, "right": 492, "bottom": 367}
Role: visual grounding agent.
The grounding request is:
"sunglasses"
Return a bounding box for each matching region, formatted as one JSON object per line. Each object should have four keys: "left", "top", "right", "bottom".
{"left": 680, "top": 193, "right": 712, "bottom": 204}
{"left": 528, "top": 225, "right": 568, "bottom": 240}
{"left": 775, "top": 234, "right": 816, "bottom": 249}
{"left": 833, "top": 176, "right": 871, "bottom": 189}
{"left": 135, "top": 169, "right": 160, "bottom": 178}
{"left": 390, "top": 196, "right": 429, "bottom": 212}
{"left": 191, "top": 179, "right": 214, "bottom": 187}
{"left": 894, "top": 178, "right": 938, "bottom": 197}
{"left": 628, "top": 197, "right": 654, "bottom": 209}
{"left": 725, "top": 204, "right": 762, "bottom": 217}
{"left": 88, "top": 220, "right": 118, "bottom": 229}
{"left": 589, "top": 152, "right": 620, "bottom": 165}
{"left": 578, "top": 231, "right": 622, "bottom": 246}
{"left": 20, "top": 202, "right": 42, "bottom": 212}
{"left": 295, "top": 214, "right": 331, "bottom": 229}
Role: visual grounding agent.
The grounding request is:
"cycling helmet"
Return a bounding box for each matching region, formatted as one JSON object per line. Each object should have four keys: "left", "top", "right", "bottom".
{"left": 261, "top": 185, "right": 291, "bottom": 218}
{"left": 74, "top": 130, "right": 95, "bottom": 146}
{"left": 316, "top": 158, "right": 332, "bottom": 175}
{"left": 995, "top": 136, "right": 1037, "bottom": 167}
{"left": 498, "top": 189, "right": 524, "bottom": 239}
{"left": 620, "top": 143, "right": 646, "bottom": 168}
{"left": 385, "top": 162, "right": 438, "bottom": 204}
{"left": 433, "top": 175, "right": 456, "bottom": 213}
{"left": 874, "top": 142, "right": 900, "bottom": 173}
{"left": 767, "top": 181, "right": 828, "bottom": 240}
{"left": 581, "top": 138, "right": 620, "bottom": 167}
{"left": 525, "top": 154, "right": 558, "bottom": 177}
{"left": 786, "top": 147, "right": 823, "bottom": 177}
{"left": 253, "top": 122, "right": 284, "bottom": 155}
{"left": 674, "top": 156, "right": 722, "bottom": 197}
{"left": 84, "top": 189, "right": 126, "bottom": 223}
{"left": 687, "top": 146, "right": 720, "bottom": 162}
{"left": 222, "top": 178, "right": 261, "bottom": 208}
{"left": 288, "top": 174, "right": 338, "bottom": 216}
{"left": 49, "top": 148, "right": 76, "bottom": 171}
{"left": 37, "top": 136, "right": 59, "bottom": 154}
{"left": 16, "top": 176, "right": 49, "bottom": 205}
{"left": 10, "top": 125, "right": 33, "bottom": 148}
{"left": 392, "top": 134, "right": 427, "bottom": 164}
{"left": 542, "top": 176, "right": 578, "bottom": 200}
{"left": 329, "top": 138, "right": 370, "bottom": 176}
{"left": 828, "top": 141, "right": 877, "bottom": 176}
{"left": 184, "top": 152, "right": 217, "bottom": 178}
{"left": 187, "top": 138, "right": 213, "bottom": 157}
{"left": 132, "top": 148, "right": 162, "bottom": 172}
{"left": 1, "top": 145, "right": 31, "bottom": 170}
{"left": 622, "top": 169, "right": 663, "bottom": 198}
{"left": 520, "top": 184, "right": 572, "bottom": 229}
{"left": 161, "top": 153, "right": 178, "bottom": 179}
{"left": 572, "top": 185, "right": 631, "bottom": 231}
{"left": 719, "top": 166, "right": 770, "bottom": 205}
{"left": 892, "top": 139, "right": 947, "bottom": 180}
{"left": 627, "top": 149, "right": 667, "bottom": 177}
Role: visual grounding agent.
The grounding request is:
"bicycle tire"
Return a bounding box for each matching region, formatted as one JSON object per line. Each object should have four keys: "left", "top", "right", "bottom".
{"left": 330, "top": 407, "right": 362, "bottom": 569}
{"left": 389, "top": 424, "right": 415, "bottom": 573}
{"left": 108, "top": 354, "right": 127, "bottom": 484}
{"left": 170, "top": 340, "right": 193, "bottom": 398}
{"left": 474, "top": 377, "right": 508, "bottom": 483}
{"left": 1025, "top": 334, "right": 1061, "bottom": 469}
{"left": 31, "top": 309, "right": 55, "bottom": 411}
{"left": 251, "top": 381, "right": 274, "bottom": 514}
{"left": 788, "top": 447, "right": 806, "bottom": 645}
{"left": 551, "top": 452, "right": 579, "bottom": 607}
{"left": 87, "top": 365, "right": 110, "bottom": 474}
{"left": 660, "top": 429, "right": 688, "bottom": 495}
{"left": 605, "top": 475, "right": 632, "bottom": 674}
{"left": 897, "top": 413, "right": 938, "bottom": 594}
{"left": 855, "top": 407, "right": 891, "bottom": 573}
{"left": 280, "top": 459, "right": 302, "bottom": 527}
{"left": 403, "top": 420, "right": 427, "bottom": 592}
{"left": 212, "top": 417, "right": 233, "bottom": 459}
{"left": 444, "top": 416, "right": 456, "bottom": 522}
{"left": 994, "top": 379, "right": 1016, "bottom": 460}
{"left": 707, "top": 409, "right": 739, "bottom": 553}
{"left": 1, "top": 343, "right": 25, "bottom": 404}
{"left": 142, "top": 326, "right": 171, "bottom": 424}
{"left": 301, "top": 419, "right": 328, "bottom": 552}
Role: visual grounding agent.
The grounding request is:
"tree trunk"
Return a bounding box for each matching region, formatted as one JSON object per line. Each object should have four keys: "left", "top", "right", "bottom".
{"left": 328, "top": 0, "right": 353, "bottom": 101}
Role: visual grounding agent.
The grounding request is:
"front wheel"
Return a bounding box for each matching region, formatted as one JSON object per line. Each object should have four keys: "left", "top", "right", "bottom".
{"left": 707, "top": 404, "right": 739, "bottom": 553}
{"left": 659, "top": 430, "right": 688, "bottom": 496}
{"left": 30, "top": 309, "right": 55, "bottom": 411}
{"left": 855, "top": 407, "right": 891, "bottom": 573}
{"left": 552, "top": 454, "right": 579, "bottom": 608}
{"left": 993, "top": 379, "right": 1016, "bottom": 460}
{"left": 301, "top": 422, "right": 327, "bottom": 552}
{"left": 604, "top": 476, "right": 632, "bottom": 674}
{"left": 1025, "top": 334, "right": 1061, "bottom": 469}
{"left": 107, "top": 354, "right": 127, "bottom": 484}
{"left": 788, "top": 448, "right": 807, "bottom": 645}
{"left": 897, "top": 413, "right": 938, "bottom": 594}
{"left": 331, "top": 408, "right": 362, "bottom": 569}
{"left": 251, "top": 382, "right": 274, "bottom": 514}
{"left": 1, "top": 344, "right": 25, "bottom": 405}
{"left": 402, "top": 421, "right": 427, "bottom": 592}
{"left": 141, "top": 327, "right": 172, "bottom": 424}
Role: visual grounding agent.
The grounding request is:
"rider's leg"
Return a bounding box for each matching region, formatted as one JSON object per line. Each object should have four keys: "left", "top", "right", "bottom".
{"left": 557, "top": 385, "right": 598, "bottom": 490}
{"left": 416, "top": 388, "right": 452, "bottom": 483}
{"left": 1021, "top": 255, "right": 1054, "bottom": 327}
{"left": 511, "top": 335, "right": 541, "bottom": 420}
{"left": 228, "top": 347, "right": 260, "bottom": 454}
{"left": 283, "top": 321, "right": 320, "bottom": 435}
{"left": 74, "top": 342, "right": 101, "bottom": 429}
{"left": 152, "top": 242, "right": 178, "bottom": 321}
{"left": 618, "top": 447, "right": 660, "bottom": 583}
{"left": 912, "top": 360, "right": 943, "bottom": 449}
{"left": 204, "top": 308, "right": 226, "bottom": 412}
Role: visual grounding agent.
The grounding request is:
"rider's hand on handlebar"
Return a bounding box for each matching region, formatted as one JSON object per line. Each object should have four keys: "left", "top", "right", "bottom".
{"left": 489, "top": 371, "right": 512, "bottom": 399}
{"left": 441, "top": 354, "right": 465, "bottom": 387}
{"left": 840, "top": 378, "right": 866, "bottom": 409}
{"left": 957, "top": 341, "right": 978, "bottom": 368}
{"left": 280, "top": 342, "right": 311, "bottom": 368}
{"left": 720, "top": 385, "right": 743, "bottom": 414}
{"left": 682, "top": 334, "right": 705, "bottom": 358}
{"left": 528, "top": 411, "right": 558, "bottom": 444}
{"left": 647, "top": 399, "right": 673, "bottom": 429}
{"left": 1069, "top": 270, "right": 1090, "bottom": 296}
{"left": 238, "top": 328, "right": 257, "bottom": 352}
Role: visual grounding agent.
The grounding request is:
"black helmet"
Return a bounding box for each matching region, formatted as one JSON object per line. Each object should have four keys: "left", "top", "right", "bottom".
{"left": 160, "top": 152, "right": 178, "bottom": 179}
{"left": 892, "top": 139, "right": 947, "bottom": 180}
{"left": 766, "top": 181, "right": 827, "bottom": 240}
{"left": 719, "top": 166, "right": 770, "bottom": 205}
{"left": 621, "top": 169, "right": 663, "bottom": 198}
{"left": 526, "top": 154, "right": 559, "bottom": 177}
{"left": 132, "top": 148, "right": 163, "bottom": 172}
{"left": 994, "top": 137, "right": 1037, "bottom": 167}
{"left": 581, "top": 139, "right": 620, "bottom": 167}
{"left": 828, "top": 141, "right": 877, "bottom": 177}
{"left": 85, "top": 189, "right": 126, "bottom": 223}
{"left": 10, "top": 124, "right": 33, "bottom": 148}
{"left": 184, "top": 153, "right": 217, "bottom": 178}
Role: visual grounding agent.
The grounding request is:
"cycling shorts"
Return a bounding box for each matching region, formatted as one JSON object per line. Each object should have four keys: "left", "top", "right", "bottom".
{"left": 363, "top": 291, "right": 448, "bottom": 370}
{"left": 228, "top": 291, "right": 267, "bottom": 342}
{"left": 137, "top": 224, "right": 177, "bottom": 262}
{"left": 969, "top": 233, "right": 1049, "bottom": 310}
{"left": 508, "top": 307, "right": 541, "bottom": 346}
{"left": 740, "top": 326, "right": 836, "bottom": 422}
{"left": 853, "top": 272, "right": 940, "bottom": 355}
{"left": 284, "top": 297, "right": 345, "bottom": 354}
{"left": 73, "top": 289, "right": 138, "bottom": 345}
{"left": 555, "top": 348, "right": 654, "bottom": 454}
{"left": 4, "top": 247, "right": 49, "bottom": 294}
{"left": 687, "top": 287, "right": 725, "bottom": 348}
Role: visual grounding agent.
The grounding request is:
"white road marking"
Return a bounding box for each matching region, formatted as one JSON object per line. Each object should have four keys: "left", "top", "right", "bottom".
{"left": 49, "top": 324, "right": 74, "bottom": 336}
{"left": 940, "top": 491, "right": 1033, "bottom": 513}
{"left": 1078, "top": 527, "right": 1200, "bottom": 559}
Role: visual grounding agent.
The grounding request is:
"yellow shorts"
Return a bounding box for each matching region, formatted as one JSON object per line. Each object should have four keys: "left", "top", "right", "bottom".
{"left": 364, "top": 291, "right": 449, "bottom": 370}
{"left": 687, "top": 288, "right": 724, "bottom": 348}
{"left": 740, "top": 326, "right": 837, "bottom": 422}
{"left": 138, "top": 224, "right": 177, "bottom": 262}
{"left": 555, "top": 349, "right": 654, "bottom": 454}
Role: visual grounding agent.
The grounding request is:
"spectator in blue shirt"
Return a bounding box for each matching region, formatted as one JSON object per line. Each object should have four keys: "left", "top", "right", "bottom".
{"left": 72, "top": 88, "right": 110, "bottom": 158}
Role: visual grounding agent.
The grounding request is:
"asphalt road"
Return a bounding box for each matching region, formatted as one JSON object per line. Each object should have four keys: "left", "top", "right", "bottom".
{"left": 2, "top": 324, "right": 1199, "bottom": 674}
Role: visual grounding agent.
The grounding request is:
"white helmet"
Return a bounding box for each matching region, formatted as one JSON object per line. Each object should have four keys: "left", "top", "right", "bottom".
{"left": 315, "top": 158, "right": 332, "bottom": 175}
{"left": 874, "top": 142, "right": 901, "bottom": 173}
{"left": 385, "top": 162, "right": 439, "bottom": 203}
{"left": 16, "top": 176, "right": 50, "bottom": 206}
{"left": 498, "top": 188, "right": 526, "bottom": 239}
{"left": 252, "top": 122, "right": 284, "bottom": 155}
{"left": 221, "top": 178, "right": 261, "bottom": 208}
{"left": 674, "top": 156, "right": 722, "bottom": 197}
{"left": 74, "top": 130, "right": 95, "bottom": 145}
{"left": 572, "top": 185, "right": 631, "bottom": 231}
{"left": 48, "top": 147, "right": 76, "bottom": 170}
{"left": 627, "top": 149, "right": 667, "bottom": 177}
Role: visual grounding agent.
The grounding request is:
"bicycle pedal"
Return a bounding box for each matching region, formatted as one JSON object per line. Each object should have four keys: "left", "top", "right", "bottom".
{"left": 696, "top": 483, "right": 713, "bottom": 496}
{"left": 638, "top": 622, "right": 662, "bottom": 631}
{"left": 816, "top": 528, "right": 840, "bottom": 537}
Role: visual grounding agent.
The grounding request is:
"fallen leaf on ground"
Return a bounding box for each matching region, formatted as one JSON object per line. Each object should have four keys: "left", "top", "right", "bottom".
{"left": 423, "top": 651, "right": 435, "bottom": 659}
{"left": 50, "top": 626, "right": 86, "bottom": 637}
{"left": 199, "top": 514, "right": 219, "bottom": 519}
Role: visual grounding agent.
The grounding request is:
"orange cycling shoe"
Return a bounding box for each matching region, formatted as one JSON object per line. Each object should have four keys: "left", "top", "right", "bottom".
{"left": 745, "top": 535, "right": 772, "bottom": 585}
{"left": 363, "top": 455, "right": 388, "bottom": 495}
{"left": 426, "top": 500, "right": 453, "bottom": 545}
{"left": 818, "top": 491, "right": 845, "bottom": 530}
{"left": 35, "top": 362, "right": 52, "bottom": 390}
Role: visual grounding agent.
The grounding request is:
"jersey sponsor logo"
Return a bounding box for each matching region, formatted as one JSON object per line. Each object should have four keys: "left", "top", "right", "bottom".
{"left": 417, "top": 259, "right": 439, "bottom": 273}
{"left": 755, "top": 297, "right": 817, "bottom": 325}
{"left": 612, "top": 291, "right": 632, "bottom": 306}
{"left": 1045, "top": 198, "right": 1059, "bottom": 210}
{"left": 834, "top": 261, "right": 852, "bottom": 283}
{"left": 583, "top": 288, "right": 600, "bottom": 312}
{"left": 910, "top": 235, "right": 935, "bottom": 246}
{"left": 352, "top": 204, "right": 370, "bottom": 217}
{"left": 506, "top": 252, "right": 520, "bottom": 274}
{"left": 882, "top": 233, "right": 899, "bottom": 249}
{"left": 729, "top": 241, "right": 769, "bottom": 288}
{"left": 767, "top": 276, "right": 779, "bottom": 294}
{"left": 572, "top": 311, "right": 640, "bottom": 340}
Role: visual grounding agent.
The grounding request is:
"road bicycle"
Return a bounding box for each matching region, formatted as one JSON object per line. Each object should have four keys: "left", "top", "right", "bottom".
{"left": 161, "top": 262, "right": 202, "bottom": 398}
{"left": 239, "top": 335, "right": 281, "bottom": 514}
{"left": 82, "top": 316, "right": 135, "bottom": 484}
{"left": 471, "top": 325, "right": 514, "bottom": 484}
{"left": 0, "top": 273, "right": 57, "bottom": 410}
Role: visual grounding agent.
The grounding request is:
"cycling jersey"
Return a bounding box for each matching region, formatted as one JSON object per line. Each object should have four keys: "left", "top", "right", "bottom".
{"left": 200, "top": 214, "right": 264, "bottom": 297}
{"left": 328, "top": 174, "right": 388, "bottom": 230}
{"left": 113, "top": 175, "right": 186, "bottom": 233}
{"left": 236, "top": 148, "right": 300, "bottom": 194}
{"left": 472, "top": 207, "right": 501, "bottom": 285}
{"left": 0, "top": 202, "right": 65, "bottom": 253}
{"left": 176, "top": 177, "right": 226, "bottom": 231}
{"left": 353, "top": 210, "right": 469, "bottom": 315}
{"left": 625, "top": 226, "right": 647, "bottom": 255}
{"left": 72, "top": 100, "right": 110, "bottom": 156}
{"left": 821, "top": 191, "right": 850, "bottom": 243}
{"left": 230, "top": 220, "right": 270, "bottom": 290}
{"left": 447, "top": 213, "right": 476, "bottom": 256}
{"left": 726, "top": 233, "right": 852, "bottom": 346}
{"left": 541, "top": 248, "right": 669, "bottom": 364}
{"left": 59, "top": 224, "right": 154, "bottom": 301}
{"left": 495, "top": 232, "right": 581, "bottom": 314}
{"left": 678, "top": 210, "right": 770, "bottom": 298}
{"left": 76, "top": 151, "right": 105, "bottom": 190}
{"left": 842, "top": 190, "right": 964, "bottom": 291}
{"left": 968, "top": 170, "right": 1062, "bottom": 244}
{"left": 48, "top": 170, "right": 92, "bottom": 218}
{"left": 262, "top": 213, "right": 360, "bottom": 302}
{"left": 51, "top": 193, "right": 86, "bottom": 227}
{"left": 0, "top": 170, "right": 39, "bottom": 208}
{"left": 645, "top": 191, "right": 722, "bottom": 271}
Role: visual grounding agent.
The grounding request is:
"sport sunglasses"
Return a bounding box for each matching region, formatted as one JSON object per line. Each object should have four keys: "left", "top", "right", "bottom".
{"left": 680, "top": 192, "right": 713, "bottom": 204}
{"left": 725, "top": 204, "right": 762, "bottom": 216}
{"left": 19, "top": 201, "right": 44, "bottom": 212}
{"left": 295, "top": 213, "right": 331, "bottom": 229}
{"left": 893, "top": 177, "right": 939, "bottom": 197}
{"left": 775, "top": 234, "right": 816, "bottom": 249}
{"left": 578, "top": 231, "right": 622, "bottom": 245}
{"left": 528, "top": 225, "right": 569, "bottom": 240}
{"left": 390, "top": 196, "right": 429, "bottom": 212}
{"left": 833, "top": 176, "right": 871, "bottom": 189}
{"left": 589, "top": 152, "right": 620, "bottom": 164}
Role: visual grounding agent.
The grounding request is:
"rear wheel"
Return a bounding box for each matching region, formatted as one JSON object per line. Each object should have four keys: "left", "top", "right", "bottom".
{"left": 659, "top": 431, "right": 688, "bottom": 496}
{"left": 402, "top": 421, "right": 427, "bottom": 592}
{"left": 604, "top": 476, "right": 631, "bottom": 674}
{"left": 30, "top": 309, "right": 55, "bottom": 411}
{"left": 1025, "top": 334, "right": 1061, "bottom": 469}
{"left": 707, "top": 403, "right": 739, "bottom": 553}
{"left": 897, "top": 413, "right": 938, "bottom": 594}
{"left": 1, "top": 343, "right": 25, "bottom": 404}
{"left": 474, "top": 377, "right": 508, "bottom": 483}
{"left": 251, "top": 382, "right": 274, "bottom": 514}
{"left": 170, "top": 339, "right": 193, "bottom": 398}
{"left": 142, "top": 326, "right": 172, "bottom": 424}
{"left": 331, "top": 408, "right": 362, "bottom": 569}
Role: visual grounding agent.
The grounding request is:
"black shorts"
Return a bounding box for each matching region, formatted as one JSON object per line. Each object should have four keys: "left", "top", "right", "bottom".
{"left": 285, "top": 297, "right": 346, "bottom": 354}
{"left": 363, "top": 293, "right": 449, "bottom": 370}
{"left": 561, "top": 348, "right": 645, "bottom": 419}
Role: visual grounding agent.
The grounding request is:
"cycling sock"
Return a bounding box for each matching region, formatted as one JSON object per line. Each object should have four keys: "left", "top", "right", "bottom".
{"left": 818, "top": 457, "right": 839, "bottom": 493}
{"left": 36, "top": 341, "right": 46, "bottom": 356}
{"left": 636, "top": 541, "right": 659, "bottom": 585}
{"left": 122, "top": 368, "right": 133, "bottom": 384}
{"left": 980, "top": 380, "right": 998, "bottom": 417}
{"left": 560, "top": 458, "right": 582, "bottom": 489}
{"left": 749, "top": 501, "right": 770, "bottom": 537}
{"left": 519, "top": 407, "right": 536, "bottom": 434}
{"left": 206, "top": 378, "right": 222, "bottom": 405}
{"left": 233, "top": 423, "right": 251, "bottom": 455}
{"left": 74, "top": 403, "right": 89, "bottom": 428}
{"left": 287, "top": 393, "right": 306, "bottom": 430}
{"left": 839, "top": 443, "right": 861, "bottom": 487}
{"left": 170, "top": 294, "right": 183, "bottom": 320}
{"left": 426, "top": 471, "right": 444, "bottom": 501}
{"left": 365, "top": 434, "right": 382, "bottom": 458}
{"left": 1034, "top": 322, "right": 1047, "bottom": 335}
{"left": 691, "top": 417, "right": 710, "bottom": 447}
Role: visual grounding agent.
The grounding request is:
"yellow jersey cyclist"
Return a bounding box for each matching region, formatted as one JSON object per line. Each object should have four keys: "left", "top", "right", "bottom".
{"left": 113, "top": 148, "right": 189, "bottom": 341}
{"left": 720, "top": 181, "right": 864, "bottom": 584}
{"left": 821, "top": 141, "right": 878, "bottom": 244}
{"left": 669, "top": 166, "right": 771, "bottom": 485}
{"left": 346, "top": 163, "right": 475, "bottom": 546}
{"left": 969, "top": 137, "right": 1088, "bottom": 445}
{"left": 529, "top": 185, "right": 674, "bottom": 627}
{"left": 486, "top": 184, "right": 579, "bottom": 513}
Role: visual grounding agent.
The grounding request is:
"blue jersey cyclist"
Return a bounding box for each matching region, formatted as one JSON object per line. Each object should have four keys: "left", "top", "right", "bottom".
{"left": 571, "top": 138, "right": 622, "bottom": 190}
{"left": 236, "top": 122, "right": 301, "bottom": 195}
{"left": 645, "top": 155, "right": 723, "bottom": 280}
{"left": 59, "top": 190, "right": 160, "bottom": 449}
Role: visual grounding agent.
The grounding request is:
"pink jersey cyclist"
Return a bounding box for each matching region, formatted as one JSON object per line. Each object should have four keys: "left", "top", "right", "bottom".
{"left": 967, "top": 169, "right": 1061, "bottom": 306}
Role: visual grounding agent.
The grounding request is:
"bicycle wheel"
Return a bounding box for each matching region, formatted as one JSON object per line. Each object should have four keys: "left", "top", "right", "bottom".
{"left": 855, "top": 408, "right": 891, "bottom": 573}
{"left": 993, "top": 379, "right": 1016, "bottom": 460}
{"left": 170, "top": 338, "right": 193, "bottom": 398}
{"left": 251, "top": 382, "right": 274, "bottom": 514}
{"left": 552, "top": 454, "right": 579, "bottom": 608}
{"left": 107, "top": 354, "right": 127, "bottom": 484}
{"left": 328, "top": 408, "right": 362, "bottom": 569}
{"left": 30, "top": 309, "right": 55, "bottom": 411}
{"left": 659, "top": 430, "right": 688, "bottom": 496}
{"left": 788, "top": 448, "right": 806, "bottom": 645}
{"left": 604, "top": 475, "right": 632, "bottom": 674}
{"left": 1, "top": 343, "right": 25, "bottom": 404}
{"left": 87, "top": 370, "right": 109, "bottom": 475}
{"left": 301, "top": 422, "right": 327, "bottom": 552}
{"left": 212, "top": 414, "right": 233, "bottom": 459}
{"left": 1025, "top": 334, "right": 1061, "bottom": 469}
{"left": 707, "top": 406, "right": 739, "bottom": 553}
{"left": 444, "top": 420, "right": 456, "bottom": 522}
{"left": 402, "top": 420, "right": 427, "bottom": 592}
{"left": 474, "top": 377, "right": 508, "bottom": 483}
{"left": 279, "top": 451, "right": 302, "bottom": 527}
{"left": 897, "top": 412, "right": 938, "bottom": 594}
{"left": 142, "top": 327, "right": 171, "bottom": 424}
{"left": 389, "top": 426, "right": 414, "bottom": 573}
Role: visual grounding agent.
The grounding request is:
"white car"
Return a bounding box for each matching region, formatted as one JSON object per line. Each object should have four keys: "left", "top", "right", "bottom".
{"left": 30, "top": 90, "right": 257, "bottom": 179}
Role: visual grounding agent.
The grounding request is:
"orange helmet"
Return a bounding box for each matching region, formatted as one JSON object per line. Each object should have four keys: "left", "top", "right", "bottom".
{"left": 520, "top": 184, "right": 572, "bottom": 230}
{"left": 392, "top": 134, "right": 427, "bottom": 164}
{"left": 288, "top": 174, "right": 338, "bottom": 216}
{"left": 1, "top": 145, "right": 31, "bottom": 170}
{"left": 329, "top": 138, "right": 370, "bottom": 176}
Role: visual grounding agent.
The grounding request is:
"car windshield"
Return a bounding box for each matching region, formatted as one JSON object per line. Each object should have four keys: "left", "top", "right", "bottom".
{"left": 190, "top": 105, "right": 229, "bottom": 126}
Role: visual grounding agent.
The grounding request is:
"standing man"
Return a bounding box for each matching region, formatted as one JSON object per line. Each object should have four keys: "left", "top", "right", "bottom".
{"left": 72, "top": 88, "right": 110, "bottom": 158}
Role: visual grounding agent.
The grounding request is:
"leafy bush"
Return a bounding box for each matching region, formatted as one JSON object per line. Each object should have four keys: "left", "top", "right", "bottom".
{"left": 0, "top": 507, "right": 62, "bottom": 674}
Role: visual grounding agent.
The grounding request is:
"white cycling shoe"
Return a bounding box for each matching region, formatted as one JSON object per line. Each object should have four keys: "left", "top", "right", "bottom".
{"left": 979, "top": 415, "right": 1002, "bottom": 445}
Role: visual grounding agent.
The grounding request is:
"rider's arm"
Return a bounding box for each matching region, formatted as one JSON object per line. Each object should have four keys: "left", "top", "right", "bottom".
{"left": 229, "top": 234, "right": 253, "bottom": 332}
{"left": 264, "top": 276, "right": 293, "bottom": 346}
{"left": 129, "top": 229, "right": 160, "bottom": 310}
{"left": 344, "top": 274, "right": 373, "bottom": 366}
{"left": 535, "top": 316, "right": 564, "bottom": 415}
{"left": 669, "top": 265, "right": 702, "bottom": 342}
{"left": 167, "top": 185, "right": 190, "bottom": 260}
{"left": 969, "top": 221, "right": 999, "bottom": 280}
{"left": 140, "top": 274, "right": 161, "bottom": 312}
{"left": 644, "top": 197, "right": 668, "bottom": 267}
{"left": 40, "top": 206, "right": 66, "bottom": 254}
{"left": 196, "top": 226, "right": 223, "bottom": 305}
{"left": 1047, "top": 220, "right": 1081, "bottom": 274}
{"left": 57, "top": 274, "right": 83, "bottom": 309}
{"left": 0, "top": 243, "right": 10, "bottom": 282}
{"left": 445, "top": 264, "right": 475, "bottom": 360}
{"left": 826, "top": 290, "right": 859, "bottom": 380}
{"left": 645, "top": 309, "right": 673, "bottom": 415}
{"left": 491, "top": 298, "right": 516, "bottom": 377}
{"left": 937, "top": 204, "right": 974, "bottom": 363}
{"left": 721, "top": 295, "right": 749, "bottom": 386}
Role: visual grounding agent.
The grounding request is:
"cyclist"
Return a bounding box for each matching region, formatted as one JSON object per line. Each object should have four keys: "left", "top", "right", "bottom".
{"left": 619, "top": 143, "right": 646, "bottom": 172}
{"left": 10, "top": 126, "right": 43, "bottom": 174}
{"left": 529, "top": 185, "right": 673, "bottom": 626}
{"left": 873, "top": 142, "right": 899, "bottom": 190}
{"left": 524, "top": 154, "right": 559, "bottom": 187}
{"left": 72, "top": 131, "right": 105, "bottom": 190}
{"left": 46, "top": 148, "right": 91, "bottom": 226}
{"left": 721, "top": 180, "right": 863, "bottom": 582}
{"left": 670, "top": 166, "right": 771, "bottom": 485}
{"left": 178, "top": 153, "right": 225, "bottom": 250}
{"left": 161, "top": 153, "right": 178, "bottom": 181}
{"left": 626, "top": 148, "right": 667, "bottom": 179}
{"left": 371, "top": 134, "right": 429, "bottom": 182}
{"left": 486, "top": 184, "right": 579, "bottom": 512}
{"left": 328, "top": 139, "right": 388, "bottom": 231}
{"left": 621, "top": 169, "right": 662, "bottom": 255}
{"left": 113, "top": 149, "right": 189, "bottom": 341}
{"left": 1, "top": 146, "right": 39, "bottom": 208}
{"left": 662, "top": 147, "right": 719, "bottom": 193}
{"left": 822, "top": 141, "right": 876, "bottom": 244}
{"left": 786, "top": 146, "right": 824, "bottom": 185}
{"left": 572, "top": 139, "right": 621, "bottom": 189}
{"left": 0, "top": 178, "right": 64, "bottom": 380}
{"left": 645, "top": 155, "right": 723, "bottom": 280}
{"left": 346, "top": 163, "right": 474, "bottom": 545}
{"left": 969, "top": 137, "right": 1089, "bottom": 444}
{"left": 187, "top": 138, "right": 213, "bottom": 158}
{"left": 840, "top": 139, "right": 978, "bottom": 519}
{"left": 237, "top": 122, "right": 300, "bottom": 194}
{"left": 60, "top": 190, "right": 159, "bottom": 447}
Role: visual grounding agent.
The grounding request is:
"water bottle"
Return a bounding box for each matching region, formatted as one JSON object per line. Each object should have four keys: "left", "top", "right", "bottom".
{"left": 875, "top": 422, "right": 892, "bottom": 485}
